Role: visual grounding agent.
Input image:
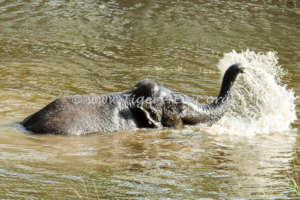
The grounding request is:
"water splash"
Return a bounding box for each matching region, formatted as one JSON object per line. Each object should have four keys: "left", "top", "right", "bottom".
{"left": 209, "top": 50, "right": 297, "bottom": 135}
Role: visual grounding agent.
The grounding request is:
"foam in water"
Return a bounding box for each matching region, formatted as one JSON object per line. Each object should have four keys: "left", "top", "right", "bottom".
{"left": 208, "top": 50, "right": 297, "bottom": 135}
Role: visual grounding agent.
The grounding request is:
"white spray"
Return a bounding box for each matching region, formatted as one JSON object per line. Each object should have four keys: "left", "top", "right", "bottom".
{"left": 208, "top": 50, "right": 297, "bottom": 135}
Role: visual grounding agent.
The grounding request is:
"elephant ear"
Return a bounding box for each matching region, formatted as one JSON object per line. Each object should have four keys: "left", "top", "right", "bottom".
{"left": 161, "top": 100, "right": 184, "bottom": 128}
{"left": 136, "top": 99, "right": 185, "bottom": 129}
{"left": 135, "top": 102, "right": 163, "bottom": 128}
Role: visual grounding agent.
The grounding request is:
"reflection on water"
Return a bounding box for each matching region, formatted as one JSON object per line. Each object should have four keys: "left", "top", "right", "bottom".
{"left": 1, "top": 129, "right": 298, "bottom": 199}
{"left": 0, "top": 0, "right": 300, "bottom": 199}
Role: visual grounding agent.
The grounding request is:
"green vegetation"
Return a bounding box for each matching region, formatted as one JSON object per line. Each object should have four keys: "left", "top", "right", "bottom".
{"left": 71, "top": 177, "right": 101, "bottom": 200}
{"left": 290, "top": 177, "right": 300, "bottom": 196}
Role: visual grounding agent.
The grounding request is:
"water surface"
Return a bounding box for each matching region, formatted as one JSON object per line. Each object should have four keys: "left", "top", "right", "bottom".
{"left": 0, "top": 0, "right": 300, "bottom": 199}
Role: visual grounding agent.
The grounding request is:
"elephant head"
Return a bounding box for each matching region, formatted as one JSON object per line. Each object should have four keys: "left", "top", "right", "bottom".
{"left": 132, "top": 64, "right": 244, "bottom": 128}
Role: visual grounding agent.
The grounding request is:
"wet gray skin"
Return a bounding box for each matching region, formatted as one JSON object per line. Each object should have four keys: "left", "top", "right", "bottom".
{"left": 22, "top": 64, "right": 244, "bottom": 135}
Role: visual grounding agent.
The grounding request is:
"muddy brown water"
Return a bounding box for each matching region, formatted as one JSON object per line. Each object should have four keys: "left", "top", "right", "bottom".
{"left": 0, "top": 0, "right": 300, "bottom": 199}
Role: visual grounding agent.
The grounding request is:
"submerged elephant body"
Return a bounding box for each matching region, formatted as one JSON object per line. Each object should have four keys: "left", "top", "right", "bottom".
{"left": 23, "top": 64, "right": 244, "bottom": 135}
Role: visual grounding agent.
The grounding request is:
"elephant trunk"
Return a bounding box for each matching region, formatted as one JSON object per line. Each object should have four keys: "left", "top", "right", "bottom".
{"left": 181, "top": 64, "right": 244, "bottom": 125}
{"left": 211, "top": 63, "right": 244, "bottom": 107}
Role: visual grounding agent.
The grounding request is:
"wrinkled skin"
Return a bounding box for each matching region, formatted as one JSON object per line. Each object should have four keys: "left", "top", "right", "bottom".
{"left": 22, "top": 64, "right": 244, "bottom": 135}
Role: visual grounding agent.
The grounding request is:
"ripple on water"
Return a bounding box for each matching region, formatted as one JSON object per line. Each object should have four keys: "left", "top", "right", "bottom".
{"left": 0, "top": 0, "right": 300, "bottom": 199}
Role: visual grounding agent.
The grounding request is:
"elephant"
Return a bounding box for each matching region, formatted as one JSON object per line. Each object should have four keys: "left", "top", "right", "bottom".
{"left": 22, "top": 64, "right": 244, "bottom": 135}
